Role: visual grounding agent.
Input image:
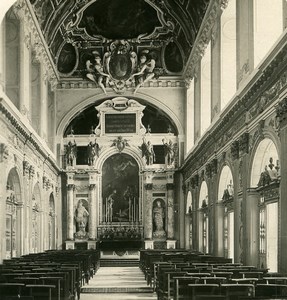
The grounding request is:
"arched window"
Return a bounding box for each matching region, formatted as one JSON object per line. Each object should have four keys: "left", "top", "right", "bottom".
{"left": 218, "top": 166, "right": 234, "bottom": 261}
{"left": 6, "top": 168, "right": 21, "bottom": 258}
{"left": 31, "top": 184, "right": 42, "bottom": 253}
{"left": 251, "top": 138, "right": 279, "bottom": 271}
{"left": 49, "top": 193, "right": 56, "bottom": 250}
{"left": 186, "top": 191, "right": 193, "bottom": 249}
{"left": 198, "top": 181, "right": 209, "bottom": 253}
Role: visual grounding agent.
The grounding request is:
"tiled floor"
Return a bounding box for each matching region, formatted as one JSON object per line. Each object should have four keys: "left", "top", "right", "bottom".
{"left": 81, "top": 266, "right": 157, "bottom": 300}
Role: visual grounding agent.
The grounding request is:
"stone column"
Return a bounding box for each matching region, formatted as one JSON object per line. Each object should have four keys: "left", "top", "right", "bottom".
{"left": 245, "top": 188, "right": 260, "bottom": 267}
{"left": 0, "top": 20, "right": 5, "bottom": 92}
{"left": 17, "top": 201, "right": 25, "bottom": 256}
{"left": 194, "top": 62, "right": 201, "bottom": 142}
{"left": 276, "top": 98, "right": 287, "bottom": 272}
{"left": 67, "top": 184, "right": 75, "bottom": 240}
{"left": 236, "top": 0, "right": 254, "bottom": 88}
{"left": 40, "top": 63, "right": 48, "bottom": 141}
{"left": 19, "top": 21, "right": 31, "bottom": 120}
{"left": 89, "top": 184, "right": 96, "bottom": 240}
{"left": 166, "top": 183, "right": 175, "bottom": 239}
{"left": 211, "top": 15, "right": 221, "bottom": 120}
{"left": 144, "top": 183, "right": 153, "bottom": 240}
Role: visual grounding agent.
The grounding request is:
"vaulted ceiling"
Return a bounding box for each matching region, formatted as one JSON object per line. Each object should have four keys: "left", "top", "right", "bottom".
{"left": 29, "top": 0, "right": 210, "bottom": 78}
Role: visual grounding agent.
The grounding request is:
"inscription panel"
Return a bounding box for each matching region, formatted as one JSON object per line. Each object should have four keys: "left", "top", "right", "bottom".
{"left": 105, "top": 113, "right": 136, "bottom": 133}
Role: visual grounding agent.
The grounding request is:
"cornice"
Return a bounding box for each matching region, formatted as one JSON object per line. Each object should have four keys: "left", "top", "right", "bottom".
{"left": 183, "top": 0, "right": 224, "bottom": 83}
{"left": 13, "top": 0, "right": 59, "bottom": 89}
{"left": 57, "top": 77, "right": 186, "bottom": 90}
{"left": 0, "top": 97, "right": 60, "bottom": 173}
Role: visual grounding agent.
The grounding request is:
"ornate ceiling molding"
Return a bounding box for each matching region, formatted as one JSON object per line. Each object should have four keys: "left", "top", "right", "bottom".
{"left": 183, "top": 0, "right": 226, "bottom": 84}
{"left": 13, "top": 0, "right": 59, "bottom": 89}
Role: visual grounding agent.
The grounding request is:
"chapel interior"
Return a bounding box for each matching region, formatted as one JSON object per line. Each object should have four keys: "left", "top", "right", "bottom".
{"left": 1, "top": 0, "right": 287, "bottom": 299}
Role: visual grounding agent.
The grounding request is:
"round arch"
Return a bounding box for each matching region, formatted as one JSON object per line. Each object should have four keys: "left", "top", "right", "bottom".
{"left": 250, "top": 138, "right": 279, "bottom": 188}
{"left": 95, "top": 146, "right": 146, "bottom": 171}
{"left": 56, "top": 94, "right": 184, "bottom": 138}
{"left": 186, "top": 191, "right": 192, "bottom": 214}
{"left": 32, "top": 183, "right": 42, "bottom": 207}
{"left": 7, "top": 167, "right": 22, "bottom": 199}
{"left": 199, "top": 181, "right": 208, "bottom": 207}
{"left": 218, "top": 165, "right": 233, "bottom": 200}
{"left": 0, "top": 1, "right": 16, "bottom": 23}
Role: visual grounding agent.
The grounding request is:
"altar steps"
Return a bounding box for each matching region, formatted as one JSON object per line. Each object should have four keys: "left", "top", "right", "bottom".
{"left": 81, "top": 266, "right": 156, "bottom": 299}
{"left": 100, "top": 258, "right": 139, "bottom": 267}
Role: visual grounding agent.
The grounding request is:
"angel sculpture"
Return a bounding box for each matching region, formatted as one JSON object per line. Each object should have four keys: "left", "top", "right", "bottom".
{"left": 162, "top": 139, "right": 176, "bottom": 166}
{"left": 131, "top": 50, "right": 156, "bottom": 94}
{"left": 87, "top": 140, "right": 101, "bottom": 166}
{"left": 86, "top": 51, "right": 110, "bottom": 94}
{"left": 139, "top": 138, "right": 155, "bottom": 165}
{"left": 66, "top": 140, "right": 77, "bottom": 167}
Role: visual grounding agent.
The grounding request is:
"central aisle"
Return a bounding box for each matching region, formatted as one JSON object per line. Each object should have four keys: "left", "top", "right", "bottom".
{"left": 81, "top": 266, "right": 157, "bottom": 300}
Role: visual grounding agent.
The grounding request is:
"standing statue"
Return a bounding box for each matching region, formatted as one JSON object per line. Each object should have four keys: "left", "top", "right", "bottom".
{"left": 153, "top": 200, "right": 166, "bottom": 238}
{"left": 86, "top": 51, "right": 110, "bottom": 94}
{"left": 75, "top": 200, "right": 89, "bottom": 238}
{"left": 162, "top": 139, "right": 176, "bottom": 166}
{"left": 87, "top": 140, "right": 100, "bottom": 166}
{"left": 139, "top": 138, "right": 155, "bottom": 165}
{"left": 131, "top": 50, "right": 156, "bottom": 94}
{"left": 66, "top": 140, "right": 77, "bottom": 167}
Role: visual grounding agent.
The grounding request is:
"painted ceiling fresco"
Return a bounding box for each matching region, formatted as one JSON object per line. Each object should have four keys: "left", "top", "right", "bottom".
{"left": 29, "top": 0, "right": 210, "bottom": 78}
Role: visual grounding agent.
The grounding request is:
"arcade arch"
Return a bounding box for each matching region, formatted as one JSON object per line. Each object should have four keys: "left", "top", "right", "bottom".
{"left": 5, "top": 167, "right": 22, "bottom": 259}
{"left": 198, "top": 181, "right": 208, "bottom": 253}
{"left": 250, "top": 138, "right": 279, "bottom": 272}
{"left": 218, "top": 165, "right": 234, "bottom": 261}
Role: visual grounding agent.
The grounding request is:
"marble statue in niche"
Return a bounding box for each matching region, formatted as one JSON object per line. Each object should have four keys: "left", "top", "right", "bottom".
{"left": 153, "top": 200, "right": 166, "bottom": 239}
{"left": 74, "top": 200, "right": 89, "bottom": 239}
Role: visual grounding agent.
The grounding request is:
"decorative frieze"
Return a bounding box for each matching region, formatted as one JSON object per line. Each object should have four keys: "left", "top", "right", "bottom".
{"left": 276, "top": 97, "right": 287, "bottom": 128}
{"left": 211, "top": 159, "right": 218, "bottom": 175}
{"left": 0, "top": 143, "right": 9, "bottom": 162}
{"left": 239, "top": 133, "right": 249, "bottom": 155}
{"left": 230, "top": 141, "right": 239, "bottom": 160}
{"left": 205, "top": 164, "right": 212, "bottom": 179}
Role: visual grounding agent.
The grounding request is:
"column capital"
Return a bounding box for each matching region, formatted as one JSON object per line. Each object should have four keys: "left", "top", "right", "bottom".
{"left": 276, "top": 97, "right": 287, "bottom": 129}
{"left": 145, "top": 183, "right": 153, "bottom": 190}
{"left": 166, "top": 183, "right": 175, "bottom": 190}
{"left": 89, "top": 184, "right": 96, "bottom": 190}
{"left": 67, "top": 184, "right": 75, "bottom": 191}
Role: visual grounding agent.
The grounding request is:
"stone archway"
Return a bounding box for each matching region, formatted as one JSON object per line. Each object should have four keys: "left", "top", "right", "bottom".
{"left": 31, "top": 183, "right": 42, "bottom": 253}
{"left": 185, "top": 191, "right": 193, "bottom": 249}
{"left": 6, "top": 167, "right": 22, "bottom": 258}
{"left": 250, "top": 138, "right": 279, "bottom": 271}
{"left": 198, "top": 181, "right": 208, "bottom": 253}
{"left": 218, "top": 165, "right": 234, "bottom": 260}
{"left": 48, "top": 193, "right": 56, "bottom": 250}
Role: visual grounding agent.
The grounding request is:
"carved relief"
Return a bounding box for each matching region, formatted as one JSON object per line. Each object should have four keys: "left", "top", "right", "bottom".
{"left": 230, "top": 141, "right": 239, "bottom": 160}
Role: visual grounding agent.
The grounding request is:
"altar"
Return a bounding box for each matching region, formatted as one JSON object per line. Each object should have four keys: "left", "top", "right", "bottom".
{"left": 63, "top": 98, "right": 177, "bottom": 251}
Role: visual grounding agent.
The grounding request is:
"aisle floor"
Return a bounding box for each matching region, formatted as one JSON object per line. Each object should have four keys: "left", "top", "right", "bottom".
{"left": 80, "top": 266, "right": 157, "bottom": 300}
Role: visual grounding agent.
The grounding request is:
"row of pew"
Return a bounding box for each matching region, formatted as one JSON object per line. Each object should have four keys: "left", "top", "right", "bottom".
{"left": 140, "top": 249, "right": 287, "bottom": 300}
{"left": 0, "top": 249, "right": 100, "bottom": 300}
